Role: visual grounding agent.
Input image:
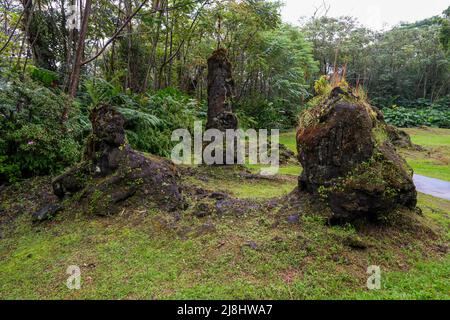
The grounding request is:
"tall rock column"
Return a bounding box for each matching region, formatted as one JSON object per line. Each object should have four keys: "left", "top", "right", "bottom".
{"left": 206, "top": 48, "right": 238, "bottom": 131}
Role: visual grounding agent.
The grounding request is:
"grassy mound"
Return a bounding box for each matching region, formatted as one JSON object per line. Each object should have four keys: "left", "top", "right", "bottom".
{"left": 0, "top": 158, "right": 448, "bottom": 299}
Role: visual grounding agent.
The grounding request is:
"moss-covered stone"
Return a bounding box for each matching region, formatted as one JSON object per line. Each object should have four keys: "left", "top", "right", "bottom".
{"left": 297, "top": 87, "right": 417, "bottom": 224}
{"left": 52, "top": 104, "right": 187, "bottom": 216}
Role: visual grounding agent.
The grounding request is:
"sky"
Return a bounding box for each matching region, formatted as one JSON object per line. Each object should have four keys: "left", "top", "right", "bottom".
{"left": 280, "top": 0, "right": 450, "bottom": 30}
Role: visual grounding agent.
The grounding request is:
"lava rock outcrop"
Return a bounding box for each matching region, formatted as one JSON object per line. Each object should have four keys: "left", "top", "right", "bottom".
{"left": 297, "top": 87, "right": 417, "bottom": 223}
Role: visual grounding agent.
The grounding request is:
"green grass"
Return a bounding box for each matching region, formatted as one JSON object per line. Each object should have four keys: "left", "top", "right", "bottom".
{"left": 280, "top": 131, "right": 297, "bottom": 154}
{"left": 278, "top": 166, "right": 302, "bottom": 176}
{"left": 1, "top": 194, "right": 448, "bottom": 300}
{"left": 406, "top": 159, "right": 450, "bottom": 182}
{"left": 401, "top": 128, "right": 450, "bottom": 182}
{"left": 404, "top": 128, "right": 450, "bottom": 147}
{"left": 244, "top": 130, "right": 300, "bottom": 177}
{"left": 417, "top": 193, "right": 450, "bottom": 238}
{"left": 183, "top": 167, "right": 298, "bottom": 199}
{"left": 1, "top": 163, "right": 449, "bottom": 300}
{"left": 0, "top": 127, "right": 449, "bottom": 300}
{"left": 215, "top": 178, "right": 297, "bottom": 199}
{"left": 343, "top": 256, "right": 450, "bottom": 300}
{"left": 246, "top": 164, "right": 301, "bottom": 177}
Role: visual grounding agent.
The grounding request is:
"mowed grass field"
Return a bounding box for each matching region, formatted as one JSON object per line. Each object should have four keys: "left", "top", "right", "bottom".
{"left": 401, "top": 128, "right": 450, "bottom": 182}
{"left": 0, "top": 128, "right": 449, "bottom": 300}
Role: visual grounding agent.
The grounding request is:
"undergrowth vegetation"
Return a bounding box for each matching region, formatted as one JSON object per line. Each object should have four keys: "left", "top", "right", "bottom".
{"left": 0, "top": 76, "right": 205, "bottom": 183}
{"left": 0, "top": 164, "right": 448, "bottom": 300}
{"left": 382, "top": 100, "right": 450, "bottom": 128}
{"left": 82, "top": 79, "right": 203, "bottom": 157}
{"left": 0, "top": 78, "right": 86, "bottom": 184}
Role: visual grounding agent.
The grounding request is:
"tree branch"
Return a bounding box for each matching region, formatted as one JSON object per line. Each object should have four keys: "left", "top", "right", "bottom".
{"left": 0, "top": 0, "right": 31, "bottom": 55}
{"left": 81, "top": 0, "right": 208, "bottom": 66}
{"left": 158, "top": 0, "right": 209, "bottom": 72}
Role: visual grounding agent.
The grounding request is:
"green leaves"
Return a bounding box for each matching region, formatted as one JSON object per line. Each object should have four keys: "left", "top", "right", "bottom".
{"left": 85, "top": 78, "right": 123, "bottom": 107}
{"left": 383, "top": 104, "right": 450, "bottom": 129}
{"left": 440, "top": 19, "right": 450, "bottom": 53}
{"left": 27, "top": 66, "right": 59, "bottom": 87}
{"left": 240, "top": 24, "right": 316, "bottom": 127}
{"left": 0, "top": 77, "right": 87, "bottom": 183}
{"left": 117, "top": 107, "right": 164, "bottom": 129}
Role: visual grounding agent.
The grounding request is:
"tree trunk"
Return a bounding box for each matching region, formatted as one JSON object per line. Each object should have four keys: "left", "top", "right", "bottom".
{"left": 143, "top": 0, "right": 162, "bottom": 91}
{"left": 21, "top": 0, "right": 57, "bottom": 71}
{"left": 67, "top": 0, "right": 92, "bottom": 100}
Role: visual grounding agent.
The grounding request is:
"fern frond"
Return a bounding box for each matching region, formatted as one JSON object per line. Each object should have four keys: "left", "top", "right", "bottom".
{"left": 117, "top": 107, "right": 164, "bottom": 129}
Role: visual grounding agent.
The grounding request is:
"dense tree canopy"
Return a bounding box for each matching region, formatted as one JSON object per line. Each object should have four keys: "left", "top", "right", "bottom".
{"left": 1, "top": 1, "right": 449, "bottom": 104}
{"left": 0, "top": 1, "right": 449, "bottom": 183}
{"left": 300, "top": 11, "right": 450, "bottom": 106}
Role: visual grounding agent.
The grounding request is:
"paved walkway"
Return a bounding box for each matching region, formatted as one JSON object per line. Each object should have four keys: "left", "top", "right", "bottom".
{"left": 414, "top": 175, "right": 450, "bottom": 201}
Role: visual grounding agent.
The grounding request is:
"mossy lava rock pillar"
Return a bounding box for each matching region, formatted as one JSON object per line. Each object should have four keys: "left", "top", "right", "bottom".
{"left": 52, "top": 104, "right": 186, "bottom": 215}
{"left": 84, "top": 103, "right": 127, "bottom": 176}
{"left": 206, "top": 48, "right": 238, "bottom": 131}
{"left": 296, "top": 87, "right": 417, "bottom": 223}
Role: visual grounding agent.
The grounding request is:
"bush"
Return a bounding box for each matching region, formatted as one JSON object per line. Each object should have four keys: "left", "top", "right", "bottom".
{"left": 235, "top": 97, "right": 295, "bottom": 130}
{"left": 82, "top": 79, "right": 202, "bottom": 157}
{"left": 127, "top": 88, "right": 201, "bottom": 157}
{"left": 0, "top": 79, "right": 84, "bottom": 183}
{"left": 382, "top": 105, "right": 450, "bottom": 128}
{"left": 371, "top": 95, "right": 450, "bottom": 110}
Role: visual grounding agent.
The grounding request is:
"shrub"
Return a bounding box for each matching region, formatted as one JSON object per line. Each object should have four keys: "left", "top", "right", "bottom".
{"left": 134, "top": 88, "right": 201, "bottom": 157}
{"left": 235, "top": 97, "right": 295, "bottom": 130}
{"left": 314, "top": 75, "right": 331, "bottom": 96}
{"left": 0, "top": 79, "right": 84, "bottom": 183}
{"left": 382, "top": 105, "right": 450, "bottom": 128}
{"left": 27, "top": 66, "right": 59, "bottom": 87}
{"left": 82, "top": 79, "right": 202, "bottom": 157}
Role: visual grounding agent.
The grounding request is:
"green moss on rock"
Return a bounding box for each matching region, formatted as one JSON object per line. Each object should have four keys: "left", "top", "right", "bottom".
{"left": 297, "top": 87, "right": 417, "bottom": 224}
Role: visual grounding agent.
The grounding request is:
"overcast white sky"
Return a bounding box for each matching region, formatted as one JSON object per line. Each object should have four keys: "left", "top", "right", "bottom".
{"left": 280, "top": 0, "right": 450, "bottom": 30}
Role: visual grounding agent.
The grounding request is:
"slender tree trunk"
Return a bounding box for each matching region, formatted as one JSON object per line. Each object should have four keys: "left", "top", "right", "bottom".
{"left": 161, "top": 1, "right": 169, "bottom": 89}
{"left": 167, "top": 13, "right": 175, "bottom": 87}
{"left": 125, "top": 0, "right": 132, "bottom": 90}
{"left": 143, "top": 0, "right": 162, "bottom": 91}
{"left": 67, "top": 0, "right": 92, "bottom": 101}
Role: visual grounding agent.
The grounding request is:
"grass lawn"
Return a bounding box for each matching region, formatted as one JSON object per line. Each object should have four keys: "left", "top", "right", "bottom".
{"left": 404, "top": 128, "right": 450, "bottom": 147}
{"left": 0, "top": 127, "right": 449, "bottom": 300}
{"left": 0, "top": 175, "right": 449, "bottom": 300}
{"left": 280, "top": 131, "right": 297, "bottom": 153}
{"left": 401, "top": 128, "right": 450, "bottom": 182}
